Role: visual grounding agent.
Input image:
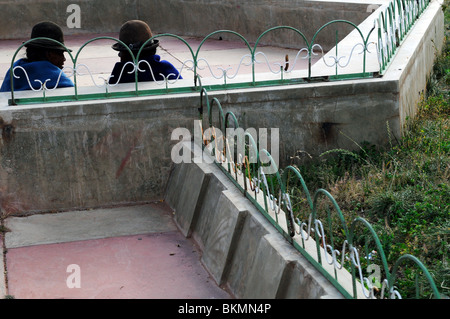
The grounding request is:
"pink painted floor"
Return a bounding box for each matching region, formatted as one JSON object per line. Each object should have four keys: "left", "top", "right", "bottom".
{"left": 6, "top": 232, "right": 231, "bottom": 299}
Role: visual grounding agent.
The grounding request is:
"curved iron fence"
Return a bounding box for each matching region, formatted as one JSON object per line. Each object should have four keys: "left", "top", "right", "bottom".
{"left": 198, "top": 84, "right": 442, "bottom": 299}
{"left": 4, "top": 0, "right": 431, "bottom": 106}
{"left": 377, "top": 0, "right": 431, "bottom": 72}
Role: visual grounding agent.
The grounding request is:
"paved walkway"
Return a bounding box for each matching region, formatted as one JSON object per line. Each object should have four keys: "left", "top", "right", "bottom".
{"left": 1, "top": 201, "right": 232, "bottom": 299}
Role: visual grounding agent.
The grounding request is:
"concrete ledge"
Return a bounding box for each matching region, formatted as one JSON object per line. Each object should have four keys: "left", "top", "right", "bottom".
{"left": 165, "top": 142, "right": 344, "bottom": 299}
{"left": 4, "top": 203, "right": 177, "bottom": 249}
{"left": 383, "top": 0, "right": 445, "bottom": 126}
{"left": 243, "top": 233, "right": 336, "bottom": 299}
{"left": 200, "top": 190, "right": 248, "bottom": 286}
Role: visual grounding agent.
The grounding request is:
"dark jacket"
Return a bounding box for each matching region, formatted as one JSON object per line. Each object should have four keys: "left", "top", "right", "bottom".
{"left": 108, "top": 55, "right": 182, "bottom": 85}
{"left": 0, "top": 58, "right": 74, "bottom": 92}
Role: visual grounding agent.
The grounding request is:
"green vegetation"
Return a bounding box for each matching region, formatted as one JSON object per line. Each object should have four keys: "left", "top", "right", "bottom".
{"left": 292, "top": 1, "right": 449, "bottom": 298}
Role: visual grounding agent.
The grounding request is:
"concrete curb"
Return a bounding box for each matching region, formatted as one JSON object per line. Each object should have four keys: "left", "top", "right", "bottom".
{"left": 165, "top": 142, "right": 344, "bottom": 299}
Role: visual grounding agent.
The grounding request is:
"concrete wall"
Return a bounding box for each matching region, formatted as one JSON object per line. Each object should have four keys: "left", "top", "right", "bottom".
{"left": 0, "top": 0, "right": 372, "bottom": 50}
{"left": 383, "top": 0, "right": 445, "bottom": 126}
{"left": 0, "top": 77, "right": 399, "bottom": 214}
{"left": 0, "top": 95, "right": 199, "bottom": 213}
{"left": 207, "top": 78, "right": 401, "bottom": 163}
{"left": 165, "top": 141, "right": 344, "bottom": 298}
{"left": 0, "top": 0, "right": 443, "bottom": 300}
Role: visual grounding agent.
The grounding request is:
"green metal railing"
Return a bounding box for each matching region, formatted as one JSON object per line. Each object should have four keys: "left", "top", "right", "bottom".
{"left": 6, "top": 0, "right": 432, "bottom": 106}
{"left": 198, "top": 85, "right": 442, "bottom": 299}
{"left": 7, "top": 23, "right": 373, "bottom": 106}
{"left": 377, "top": 0, "right": 431, "bottom": 72}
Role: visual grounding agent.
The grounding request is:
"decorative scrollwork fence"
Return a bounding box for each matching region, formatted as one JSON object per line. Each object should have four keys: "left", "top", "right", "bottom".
{"left": 197, "top": 84, "right": 442, "bottom": 299}
{"left": 377, "top": 0, "right": 431, "bottom": 72}
{"left": 5, "top": 0, "right": 431, "bottom": 106}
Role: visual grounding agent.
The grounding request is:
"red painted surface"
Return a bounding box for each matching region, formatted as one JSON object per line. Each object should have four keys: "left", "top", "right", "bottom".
{"left": 6, "top": 232, "right": 231, "bottom": 299}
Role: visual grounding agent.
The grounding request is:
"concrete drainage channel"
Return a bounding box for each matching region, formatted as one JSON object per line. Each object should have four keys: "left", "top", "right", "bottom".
{"left": 0, "top": 143, "right": 342, "bottom": 299}
{"left": 165, "top": 143, "right": 343, "bottom": 299}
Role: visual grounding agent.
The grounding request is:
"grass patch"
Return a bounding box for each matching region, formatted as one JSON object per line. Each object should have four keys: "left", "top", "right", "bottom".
{"left": 290, "top": 1, "right": 450, "bottom": 298}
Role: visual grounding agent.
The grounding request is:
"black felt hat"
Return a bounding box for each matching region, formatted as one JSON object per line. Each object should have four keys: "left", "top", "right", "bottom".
{"left": 112, "top": 20, "right": 159, "bottom": 52}
{"left": 24, "top": 21, "right": 71, "bottom": 52}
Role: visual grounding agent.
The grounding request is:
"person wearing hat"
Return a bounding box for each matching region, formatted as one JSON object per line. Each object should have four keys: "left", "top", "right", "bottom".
{"left": 0, "top": 21, "right": 74, "bottom": 92}
{"left": 108, "top": 20, "right": 181, "bottom": 85}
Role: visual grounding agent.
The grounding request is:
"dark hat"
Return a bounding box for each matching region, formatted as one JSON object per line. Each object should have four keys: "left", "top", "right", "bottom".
{"left": 25, "top": 21, "right": 71, "bottom": 52}
{"left": 112, "top": 20, "right": 159, "bottom": 52}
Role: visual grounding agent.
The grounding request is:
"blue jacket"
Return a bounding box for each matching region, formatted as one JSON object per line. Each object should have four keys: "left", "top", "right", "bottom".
{"left": 0, "top": 58, "right": 74, "bottom": 92}
{"left": 108, "top": 55, "right": 182, "bottom": 84}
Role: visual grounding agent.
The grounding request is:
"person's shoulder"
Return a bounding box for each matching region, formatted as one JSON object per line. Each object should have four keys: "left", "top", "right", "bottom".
{"left": 20, "top": 59, "right": 58, "bottom": 70}
{"left": 12, "top": 58, "right": 28, "bottom": 67}
{"left": 152, "top": 55, "right": 176, "bottom": 67}
{"left": 149, "top": 55, "right": 161, "bottom": 62}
